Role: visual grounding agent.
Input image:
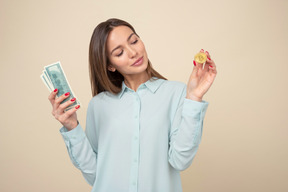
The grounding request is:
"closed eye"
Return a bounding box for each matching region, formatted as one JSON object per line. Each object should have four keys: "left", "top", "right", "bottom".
{"left": 116, "top": 50, "right": 123, "bottom": 57}
{"left": 132, "top": 39, "right": 138, "bottom": 44}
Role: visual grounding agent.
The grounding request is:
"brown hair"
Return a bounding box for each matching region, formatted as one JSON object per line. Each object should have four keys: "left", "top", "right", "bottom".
{"left": 89, "top": 18, "right": 167, "bottom": 96}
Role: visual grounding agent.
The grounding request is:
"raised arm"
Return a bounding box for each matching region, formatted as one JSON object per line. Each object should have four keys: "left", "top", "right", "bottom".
{"left": 168, "top": 49, "right": 217, "bottom": 171}
{"left": 48, "top": 90, "right": 98, "bottom": 185}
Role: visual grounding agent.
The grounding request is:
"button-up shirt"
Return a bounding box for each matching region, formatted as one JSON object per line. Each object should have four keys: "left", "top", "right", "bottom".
{"left": 60, "top": 77, "right": 209, "bottom": 192}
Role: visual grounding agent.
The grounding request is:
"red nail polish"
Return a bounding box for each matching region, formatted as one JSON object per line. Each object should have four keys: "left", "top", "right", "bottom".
{"left": 206, "top": 51, "right": 209, "bottom": 54}
{"left": 209, "top": 65, "right": 213, "bottom": 68}
{"left": 54, "top": 88, "right": 58, "bottom": 92}
{"left": 200, "top": 49, "right": 204, "bottom": 52}
{"left": 65, "top": 92, "right": 70, "bottom": 96}
{"left": 193, "top": 60, "right": 196, "bottom": 66}
{"left": 75, "top": 105, "right": 80, "bottom": 109}
{"left": 71, "top": 98, "right": 76, "bottom": 102}
{"left": 208, "top": 57, "right": 211, "bottom": 61}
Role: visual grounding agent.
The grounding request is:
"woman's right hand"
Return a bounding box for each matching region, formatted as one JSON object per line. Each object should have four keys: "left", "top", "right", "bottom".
{"left": 48, "top": 89, "right": 80, "bottom": 131}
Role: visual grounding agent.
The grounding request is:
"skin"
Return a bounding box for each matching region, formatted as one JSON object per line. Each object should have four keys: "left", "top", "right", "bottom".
{"left": 187, "top": 49, "right": 217, "bottom": 101}
{"left": 106, "top": 26, "right": 150, "bottom": 91}
{"left": 48, "top": 26, "right": 217, "bottom": 131}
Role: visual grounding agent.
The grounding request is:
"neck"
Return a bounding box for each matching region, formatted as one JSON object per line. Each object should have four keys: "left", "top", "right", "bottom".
{"left": 124, "top": 72, "right": 150, "bottom": 92}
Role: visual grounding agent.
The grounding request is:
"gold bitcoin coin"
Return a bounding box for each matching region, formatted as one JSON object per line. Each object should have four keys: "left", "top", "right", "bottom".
{"left": 194, "top": 52, "right": 207, "bottom": 64}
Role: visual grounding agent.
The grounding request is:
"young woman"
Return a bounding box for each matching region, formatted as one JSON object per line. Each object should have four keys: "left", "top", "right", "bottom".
{"left": 48, "top": 18, "right": 217, "bottom": 192}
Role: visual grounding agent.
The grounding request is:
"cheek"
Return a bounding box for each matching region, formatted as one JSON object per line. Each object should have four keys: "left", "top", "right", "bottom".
{"left": 139, "top": 41, "right": 146, "bottom": 52}
{"left": 110, "top": 56, "right": 128, "bottom": 68}
{"left": 139, "top": 42, "right": 148, "bottom": 57}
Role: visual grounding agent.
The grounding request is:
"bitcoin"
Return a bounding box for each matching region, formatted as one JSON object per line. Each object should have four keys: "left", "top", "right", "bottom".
{"left": 194, "top": 52, "right": 207, "bottom": 64}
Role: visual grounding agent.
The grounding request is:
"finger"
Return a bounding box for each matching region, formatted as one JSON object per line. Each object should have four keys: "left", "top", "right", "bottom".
{"left": 209, "top": 65, "right": 217, "bottom": 75}
{"left": 203, "top": 53, "right": 212, "bottom": 72}
{"left": 207, "top": 59, "right": 217, "bottom": 74}
{"left": 57, "top": 97, "right": 77, "bottom": 112}
{"left": 204, "top": 50, "right": 214, "bottom": 66}
{"left": 201, "top": 50, "right": 216, "bottom": 74}
{"left": 203, "top": 62, "right": 210, "bottom": 74}
{"left": 205, "top": 50, "right": 211, "bottom": 60}
{"left": 54, "top": 92, "right": 71, "bottom": 108}
{"left": 48, "top": 88, "right": 58, "bottom": 105}
{"left": 206, "top": 57, "right": 216, "bottom": 68}
{"left": 61, "top": 105, "right": 80, "bottom": 120}
{"left": 192, "top": 60, "right": 201, "bottom": 77}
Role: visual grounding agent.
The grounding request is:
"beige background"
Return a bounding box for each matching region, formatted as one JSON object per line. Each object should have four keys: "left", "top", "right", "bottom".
{"left": 1, "top": 0, "right": 287, "bottom": 191}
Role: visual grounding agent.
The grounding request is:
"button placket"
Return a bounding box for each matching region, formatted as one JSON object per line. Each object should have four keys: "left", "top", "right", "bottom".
{"left": 129, "top": 92, "right": 141, "bottom": 192}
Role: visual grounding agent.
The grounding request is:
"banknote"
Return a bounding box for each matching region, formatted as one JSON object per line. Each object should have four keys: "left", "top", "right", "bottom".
{"left": 40, "top": 61, "right": 80, "bottom": 111}
{"left": 40, "top": 74, "right": 52, "bottom": 92}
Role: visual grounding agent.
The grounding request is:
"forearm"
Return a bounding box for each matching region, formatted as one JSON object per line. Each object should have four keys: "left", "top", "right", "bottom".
{"left": 60, "top": 124, "right": 97, "bottom": 185}
{"left": 168, "top": 99, "right": 208, "bottom": 171}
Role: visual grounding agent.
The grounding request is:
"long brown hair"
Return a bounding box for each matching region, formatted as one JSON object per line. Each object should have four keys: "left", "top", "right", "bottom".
{"left": 89, "top": 18, "right": 167, "bottom": 96}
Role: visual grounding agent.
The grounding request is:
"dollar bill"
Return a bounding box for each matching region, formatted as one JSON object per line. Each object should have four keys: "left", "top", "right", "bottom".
{"left": 40, "top": 73, "right": 53, "bottom": 92}
{"left": 40, "top": 61, "right": 80, "bottom": 111}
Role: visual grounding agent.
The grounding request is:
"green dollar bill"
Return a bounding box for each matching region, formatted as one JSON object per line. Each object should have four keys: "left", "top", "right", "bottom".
{"left": 40, "top": 73, "right": 53, "bottom": 92}
{"left": 42, "top": 61, "right": 80, "bottom": 111}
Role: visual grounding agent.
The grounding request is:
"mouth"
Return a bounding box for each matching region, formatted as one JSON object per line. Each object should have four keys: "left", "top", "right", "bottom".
{"left": 132, "top": 56, "right": 144, "bottom": 66}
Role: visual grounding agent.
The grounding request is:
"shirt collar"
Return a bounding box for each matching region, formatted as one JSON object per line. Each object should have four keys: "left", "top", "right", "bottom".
{"left": 144, "top": 77, "right": 165, "bottom": 93}
{"left": 118, "top": 77, "right": 165, "bottom": 98}
{"left": 118, "top": 82, "right": 128, "bottom": 98}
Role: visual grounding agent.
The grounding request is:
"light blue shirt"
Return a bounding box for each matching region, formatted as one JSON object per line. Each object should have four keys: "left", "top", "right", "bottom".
{"left": 60, "top": 78, "right": 209, "bottom": 192}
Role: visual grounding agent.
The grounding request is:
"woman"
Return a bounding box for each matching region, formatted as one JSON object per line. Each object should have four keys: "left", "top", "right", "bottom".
{"left": 48, "top": 18, "right": 217, "bottom": 192}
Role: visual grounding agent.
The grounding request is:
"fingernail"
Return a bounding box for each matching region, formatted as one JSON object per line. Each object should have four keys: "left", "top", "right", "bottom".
{"left": 75, "top": 105, "right": 80, "bottom": 109}
{"left": 65, "top": 92, "right": 70, "bottom": 96}
{"left": 200, "top": 49, "right": 204, "bottom": 52}
{"left": 193, "top": 60, "right": 196, "bottom": 66}
{"left": 54, "top": 88, "right": 58, "bottom": 92}
{"left": 71, "top": 98, "right": 76, "bottom": 102}
{"left": 205, "top": 51, "right": 209, "bottom": 54}
{"left": 207, "top": 57, "right": 211, "bottom": 61}
{"left": 209, "top": 65, "right": 213, "bottom": 68}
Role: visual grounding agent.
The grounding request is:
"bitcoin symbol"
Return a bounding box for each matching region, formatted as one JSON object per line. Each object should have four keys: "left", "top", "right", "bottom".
{"left": 194, "top": 52, "right": 207, "bottom": 64}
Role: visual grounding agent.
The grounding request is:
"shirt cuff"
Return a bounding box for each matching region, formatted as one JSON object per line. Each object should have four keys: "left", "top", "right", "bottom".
{"left": 182, "top": 98, "right": 209, "bottom": 117}
{"left": 59, "top": 124, "right": 86, "bottom": 146}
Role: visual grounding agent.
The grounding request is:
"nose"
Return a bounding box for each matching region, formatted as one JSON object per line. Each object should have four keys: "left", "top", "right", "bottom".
{"left": 127, "top": 46, "right": 137, "bottom": 58}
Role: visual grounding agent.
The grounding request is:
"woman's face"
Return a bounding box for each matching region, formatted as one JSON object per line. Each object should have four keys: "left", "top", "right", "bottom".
{"left": 106, "top": 26, "right": 148, "bottom": 78}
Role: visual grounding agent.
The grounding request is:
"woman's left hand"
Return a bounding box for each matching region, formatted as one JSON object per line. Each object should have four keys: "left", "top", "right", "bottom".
{"left": 186, "top": 49, "right": 217, "bottom": 102}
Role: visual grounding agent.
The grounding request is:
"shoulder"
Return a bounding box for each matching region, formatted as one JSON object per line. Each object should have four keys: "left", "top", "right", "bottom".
{"left": 161, "top": 80, "right": 187, "bottom": 91}
{"left": 155, "top": 79, "right": 187, "bottom": 100}
{"left": 87, "top": 91, "right": 112, "bottom": 109}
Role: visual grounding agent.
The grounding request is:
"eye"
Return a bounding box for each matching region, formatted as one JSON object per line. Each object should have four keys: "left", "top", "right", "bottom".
{"left": 132, "top": 39, "right": 138, "bottom": 44}
{"left": 116, "top": 50, "right": 123, "bottom": 57}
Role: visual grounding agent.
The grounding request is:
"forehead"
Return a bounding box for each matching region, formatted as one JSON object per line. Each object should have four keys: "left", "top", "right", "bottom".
{"left": 106, "top": 26, "right": 134, "bottom": 50}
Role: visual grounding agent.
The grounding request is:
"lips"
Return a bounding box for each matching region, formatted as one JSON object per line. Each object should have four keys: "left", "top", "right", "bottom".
{"left": 132, "top": 56, "right": 144, "bottom": 66}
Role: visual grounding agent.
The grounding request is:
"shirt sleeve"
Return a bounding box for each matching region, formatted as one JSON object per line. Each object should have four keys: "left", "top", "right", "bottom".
{"left": 59, "top": 100, "right": 98, "bottom": 186}
{"left": 168, "top": 86, "right": 209, "bottom": 171}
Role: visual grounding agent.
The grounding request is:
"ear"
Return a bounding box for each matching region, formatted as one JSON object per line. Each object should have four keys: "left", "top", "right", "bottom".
{"left": 108, "top": 65, "right": 116, "bottom": 72}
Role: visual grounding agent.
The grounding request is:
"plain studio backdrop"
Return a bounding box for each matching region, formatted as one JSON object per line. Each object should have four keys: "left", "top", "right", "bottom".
{"left": 0, "top": 0, "right": 287, "bottom": 191}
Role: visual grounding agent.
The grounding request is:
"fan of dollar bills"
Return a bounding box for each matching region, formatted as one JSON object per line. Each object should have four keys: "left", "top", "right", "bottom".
{"left": 40, "top": 61, "right": 80, "bottom": 111}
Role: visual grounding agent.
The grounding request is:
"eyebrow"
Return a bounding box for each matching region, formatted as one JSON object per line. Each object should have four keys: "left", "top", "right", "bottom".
{"left": 110, "top": 32, "right": 135, "bottom": 55}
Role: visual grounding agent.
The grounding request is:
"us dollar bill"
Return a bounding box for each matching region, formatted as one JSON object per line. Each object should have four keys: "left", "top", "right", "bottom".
{"left": 40, "top": 61, "right": 80, "bottom": 111}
